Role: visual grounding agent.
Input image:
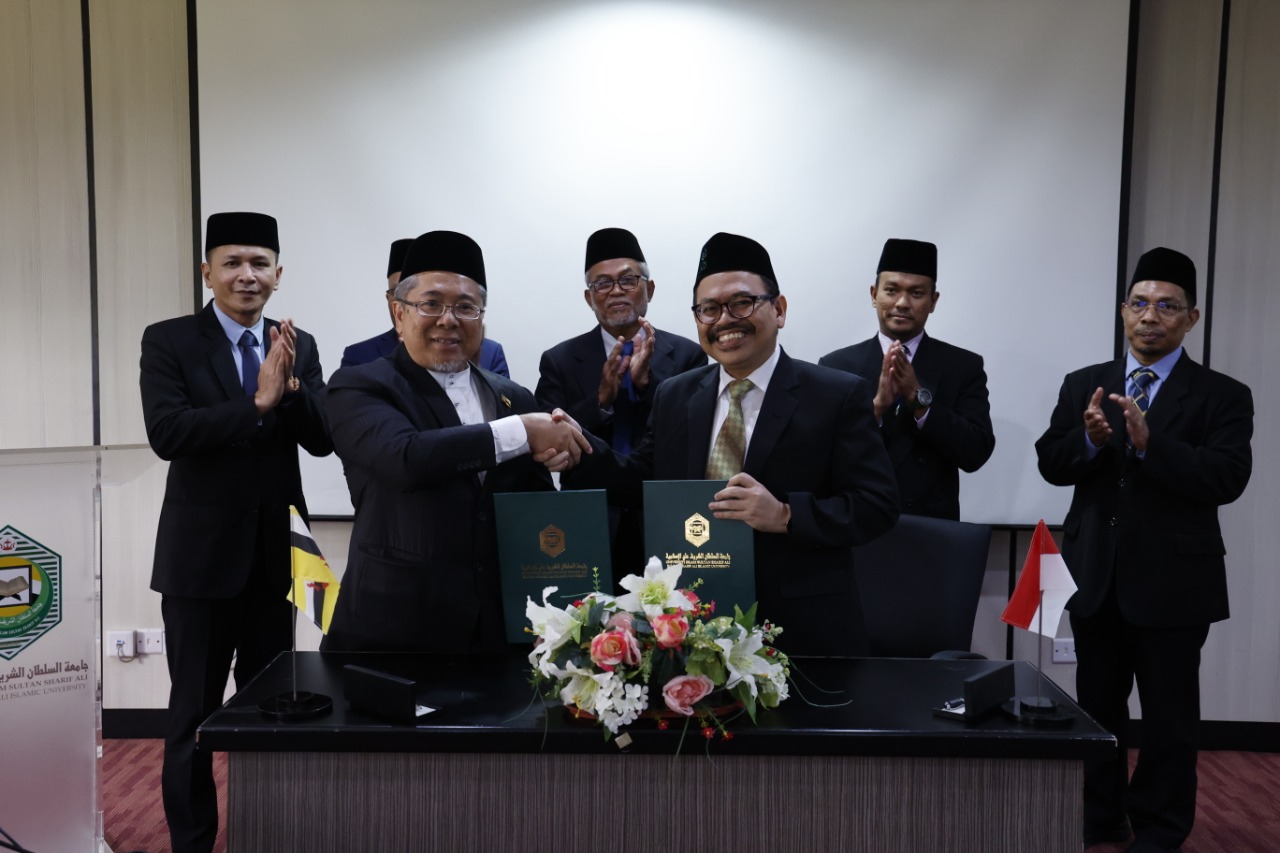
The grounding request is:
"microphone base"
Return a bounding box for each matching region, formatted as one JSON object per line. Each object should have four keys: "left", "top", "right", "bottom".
{"left": 259, "top": 690, "right": 333, "bottom": 721}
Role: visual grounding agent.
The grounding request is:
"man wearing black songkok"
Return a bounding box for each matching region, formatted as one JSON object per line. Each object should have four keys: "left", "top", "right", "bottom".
{"left": 820, "top": 238, "right": 994, "bottom": 520}
{"left": 140, "top": 211, "right": 333, "bottom": 853}
{"left": 562, "top": 233, "right": 899, "bottom": 656}
{"left": 536, "top": 227, "right": 706, "bottom": 573}
{"left": 1036, "top": 246, "right": 1253, "bottom": 853}
{"left": 322, "top": 231, "right": 589, "bottom": 653}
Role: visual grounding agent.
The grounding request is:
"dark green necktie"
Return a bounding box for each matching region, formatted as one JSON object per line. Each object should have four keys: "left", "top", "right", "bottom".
{"left": 706, "top": 379, "right": 753, "bottom": 479}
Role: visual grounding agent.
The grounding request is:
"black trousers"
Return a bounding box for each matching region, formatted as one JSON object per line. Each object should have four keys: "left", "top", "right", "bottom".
{"left": 1070, "top": 594, "right": 1210, "bottom": 850}
{"left": 160, "top": 559, "right": 291, "bottom": 853}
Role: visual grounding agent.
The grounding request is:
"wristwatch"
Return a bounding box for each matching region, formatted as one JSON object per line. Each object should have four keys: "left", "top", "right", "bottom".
{"left": 907, "top": 387, "right": 933, "bottom": 411}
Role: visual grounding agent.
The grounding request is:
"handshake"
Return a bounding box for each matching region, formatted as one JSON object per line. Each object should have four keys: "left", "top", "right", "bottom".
{"left": 519, "top": 409, "right": 592, "bottom": 473}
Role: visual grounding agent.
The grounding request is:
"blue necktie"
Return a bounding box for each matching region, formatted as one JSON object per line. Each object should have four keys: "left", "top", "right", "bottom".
{"left": 239, "top": 330, "right": 260, "bottom": 398}
{"left": 612, "top": 341, "right": 636, "bottom": 455}
{"left": 1129, "top": 367, "right": 1157, "bottom": 416}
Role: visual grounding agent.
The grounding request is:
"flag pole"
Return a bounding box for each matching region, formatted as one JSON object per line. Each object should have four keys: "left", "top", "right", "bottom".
{"left": 1036, "top": 590, "right": 1044, "bottom": 707}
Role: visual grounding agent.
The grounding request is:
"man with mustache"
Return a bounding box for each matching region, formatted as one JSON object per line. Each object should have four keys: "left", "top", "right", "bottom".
{"left": 562, "top": 232, "right": 898, "bottom": 655}
{"left": 1036, "top": 247, "right": 1253, "bottom": 852}
{"left": 322, "top": 230, "right": 590, "bottom": 653}
{"left": 536, "top": 227, "right": 705, "bottom": 573}
{"left": 340, "top": 237, "right": 509, "bottom": 375}
{"left": 140, "top": 211, "right": 333, "bottom": 852}
{"left": 820, "top": 238, "right": 994, "bottom": 520}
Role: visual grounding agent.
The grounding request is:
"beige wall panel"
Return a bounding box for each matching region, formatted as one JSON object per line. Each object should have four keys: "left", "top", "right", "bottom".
{"left": 0, "top": 0, "right": 94, "bottom": 449}
{"left": 90, "top": 0, "right": 194, "bottom": 446}
{"left": 99, "top": 446, "right": 171, "bottom": 709}
{"left": 1199, "top": 0, "right": 1280, "bottom": 724}
{"left": 1129, "top": 0, "right": 1222, "bottom": 363}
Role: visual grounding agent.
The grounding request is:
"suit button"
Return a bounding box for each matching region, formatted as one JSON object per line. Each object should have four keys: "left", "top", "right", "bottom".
{"left": 1109, "top": 517, "right": 1117, "bottom": 526}
{"left": 905, "top": 499, "right": 915, "bottom": 508}
{"left": 477, "top": 512, "right": 488, "bottom": 522}
{"left": 917, "top": 457, "right": 927, "bottom": 465}
{"left": 1118, "top": 478, "right": 1125, "bottom": 487}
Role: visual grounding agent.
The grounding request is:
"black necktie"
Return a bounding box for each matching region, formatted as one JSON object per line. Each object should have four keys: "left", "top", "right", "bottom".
{"left": 239, "top": 330, "right": 260, "bottom": 398}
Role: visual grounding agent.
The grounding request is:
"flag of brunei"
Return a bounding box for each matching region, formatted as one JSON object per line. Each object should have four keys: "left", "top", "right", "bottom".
{"left": 286, "top": 505, "right": 340, "bottom": 634}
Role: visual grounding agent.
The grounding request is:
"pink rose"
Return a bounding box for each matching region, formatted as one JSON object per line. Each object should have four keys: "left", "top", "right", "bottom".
{"left": 662, "top": 674, "right": 715, "bottom": 716}
{"left": 680, "top": 589, "right": 700, "bottom": 611}
{"left": 651, "top": 613, "right": 689, "bottom": 649}
{"left": 606, "top": 612, "right": 636, "bottom": 634}
{"left": 589, "top": 629, "right": 641, "bottom": 671}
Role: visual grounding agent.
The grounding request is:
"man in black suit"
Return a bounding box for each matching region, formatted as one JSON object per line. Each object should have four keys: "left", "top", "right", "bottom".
{"left": 820, "top": 238, "right": 994, "bottom": 520}
{"left": 340, "top": 237, "right": 509, "bottom": 375}
{"left": 1036, "top": 247, "right": 1253, "bottom": 853}
{"left": 536, "top": 227, "right": 706, "bottom": 572}
{"left": 140, "top": 212, "right": 333, "bottom": 853}
{"left": 322, "top": 231, "right": 589, "bottom": 653}
{"left": 563, "top": 233, "right": 899, "bottom": 656}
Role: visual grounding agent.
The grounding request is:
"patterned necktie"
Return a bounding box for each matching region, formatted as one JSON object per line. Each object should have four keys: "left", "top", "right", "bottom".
{"left": 238, "top": 330, "right": 260, "bottom": 398}
{"left": 706, "top": 379, "right": 753, "bottom": 479}
{"left": 1129, "top": 367, "right": 1157, "bottom": 416}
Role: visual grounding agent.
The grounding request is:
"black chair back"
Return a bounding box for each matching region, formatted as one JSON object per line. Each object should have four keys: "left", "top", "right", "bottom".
{"left": 852, "top": 514, "right": 992, "bottom": 657}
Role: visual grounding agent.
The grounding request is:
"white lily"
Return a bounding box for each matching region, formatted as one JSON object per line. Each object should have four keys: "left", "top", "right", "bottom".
{"left": 525, "top": 587, "right": 580, "bottom": 672}
{"left": 715, "top": 629, "right": 774, "bottom": 699}
{"left": 614, "top": 557, "right": 688, "bottom": 619}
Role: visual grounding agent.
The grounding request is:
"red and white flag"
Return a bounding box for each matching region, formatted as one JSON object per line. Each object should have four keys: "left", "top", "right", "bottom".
{"left": 1001, "top": 519, "right": 1077, "bottom": 638}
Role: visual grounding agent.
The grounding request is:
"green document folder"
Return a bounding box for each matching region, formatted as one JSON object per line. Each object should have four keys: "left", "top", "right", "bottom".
{"left": 494, "top": 489, "right": 613, "bottom": 644}
{"left": 642, "top": 480, "right": 756, "bottom": 613}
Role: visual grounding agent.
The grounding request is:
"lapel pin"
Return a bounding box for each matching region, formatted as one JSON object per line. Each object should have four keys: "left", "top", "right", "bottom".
{"left": 500, "top": 394, "right": 512, "bottom": 409}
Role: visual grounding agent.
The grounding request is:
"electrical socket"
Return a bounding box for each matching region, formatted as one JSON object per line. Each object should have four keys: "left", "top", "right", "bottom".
{"left": 1052, "top": 638, "right": 1077, "bottom": 664}
{"left": 107, "top": 630, "right": 135, "bottom": 659}
{"left": 139, "top": 628, "right": 166, "bottom": 655}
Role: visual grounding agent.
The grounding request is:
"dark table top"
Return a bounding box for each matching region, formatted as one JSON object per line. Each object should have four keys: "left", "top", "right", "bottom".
{"left": 198, "top": 651, "right": 1115, "bottom": 760}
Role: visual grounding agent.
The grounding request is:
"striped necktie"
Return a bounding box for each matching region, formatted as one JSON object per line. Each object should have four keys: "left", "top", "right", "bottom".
{"left": 706, "top": 379, "right": 753, "bottom": 479}
{"left": 1129, "top": 367, "right": 1157, "bottom": 416}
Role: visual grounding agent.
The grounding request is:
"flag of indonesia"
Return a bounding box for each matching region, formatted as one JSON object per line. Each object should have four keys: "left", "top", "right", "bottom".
{"left": 1001, "top": 519, "right": 1078, "bottom": 638}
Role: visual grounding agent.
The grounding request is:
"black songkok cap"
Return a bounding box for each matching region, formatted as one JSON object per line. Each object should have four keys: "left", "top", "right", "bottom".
{"left": 205, "top": 212, "right": 279, "bottom": 254}
{"left": 695, "top": 232, "right": 777, "bottom": 288}
{"left": 876, "top": 238, "right": 937, "bottom": 281}
{"left": 1130, "top": 247, "right": 1197, "bottom": 306}
{"left": 585, "top": 228, "right": 646, "bottom": 271}
{"left": 400, "top": 231, "right": 487, "bottom": 287}
{"left": 386, "top": 239, "right": 413, "bottom": 278}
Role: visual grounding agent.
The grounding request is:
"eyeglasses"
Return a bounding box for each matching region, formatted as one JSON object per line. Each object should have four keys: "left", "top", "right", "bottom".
{"left": 692, "top": 294, "right": 777, "bottom": 325}
{"left": 588, "top": 274, "right": 645, "bottom": 294}
{"left": 397, "top": 299, "right": 484, "bottom": 321}
{"left": 1123, "top": 298, "right": 1187, "bottom": 319}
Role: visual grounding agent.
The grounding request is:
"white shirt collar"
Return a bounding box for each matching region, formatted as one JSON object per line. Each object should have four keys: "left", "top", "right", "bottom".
{"left": 877, "top": 329, "right": 925, "bottom": 358}
{"left": 211, "top": 301, "right": 265, "bottom": 346}
{"left": 716, "top": 343, "right": 782, "bottom": 396}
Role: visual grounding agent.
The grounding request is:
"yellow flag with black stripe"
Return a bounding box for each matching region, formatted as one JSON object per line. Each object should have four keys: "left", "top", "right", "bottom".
{"left": 286, "top": 505, "right": 340, "bottom": 634}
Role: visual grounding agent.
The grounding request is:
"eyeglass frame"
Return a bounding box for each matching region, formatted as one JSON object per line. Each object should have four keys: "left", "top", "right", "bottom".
{"left": 691, "top": 293, "right": 778, "bottom": 325}
{"left": 395, "top": 298, "right": 485, "bottom": 321}
{"left": 1122, "top": 297, "right": 1189, "bottom": 319}
{"left": 587, "top": 274, "right": 647, "bottom": 294}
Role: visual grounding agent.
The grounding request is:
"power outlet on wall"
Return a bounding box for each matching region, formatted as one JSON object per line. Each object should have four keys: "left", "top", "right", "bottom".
{"left": 1052, "top": 638, "right": 1077, "bottom": 664}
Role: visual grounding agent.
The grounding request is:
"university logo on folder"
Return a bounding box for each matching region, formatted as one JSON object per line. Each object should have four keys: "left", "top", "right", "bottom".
{"left": 642, "top": 480, "right": 755, "bottom": 613}
{"left": 494, "top": 490, "right": 613, "bottom": 643}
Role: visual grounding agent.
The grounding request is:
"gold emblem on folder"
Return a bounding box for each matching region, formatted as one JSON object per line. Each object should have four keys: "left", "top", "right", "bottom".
{"left": 539, "top": 525, "right": 566, "bottom": 558}
{"left": 684, "top": 513, "right": 711, "bottom": 548}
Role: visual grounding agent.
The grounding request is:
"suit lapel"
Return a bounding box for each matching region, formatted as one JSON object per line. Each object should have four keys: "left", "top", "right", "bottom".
{"left": 685, "top": 369, "right": 721, "bottom": 476}
{"left": 570, "top": 328, "right": 607, "bottom": 400}
{"left": 1145, "top": 352, "right": 1193, "bottom": 435}
{"left": 744, "top": 350, "right": 799, "bottom": 474}
{"left": 198, "top": 305, "right": 243, "bottom": 401}
{"left": 394, "top": 347, "right": 465, "bottom": 429}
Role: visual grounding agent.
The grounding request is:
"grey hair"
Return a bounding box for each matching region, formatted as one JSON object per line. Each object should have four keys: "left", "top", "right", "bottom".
{"left": 394, "top": 274, "right": 488, "bottom": 305}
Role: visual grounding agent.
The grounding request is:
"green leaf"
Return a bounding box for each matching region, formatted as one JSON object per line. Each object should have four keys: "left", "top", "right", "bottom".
{"left": 734, "top": 602, "right": 758, "bottom": 631}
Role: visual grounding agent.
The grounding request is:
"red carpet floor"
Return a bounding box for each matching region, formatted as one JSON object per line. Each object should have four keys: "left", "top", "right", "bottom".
{"left": 102, "top": 740, "right": 1279, "bottom": 852}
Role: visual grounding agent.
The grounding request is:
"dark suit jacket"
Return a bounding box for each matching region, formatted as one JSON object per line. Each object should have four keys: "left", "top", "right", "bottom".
{"left": 535, "top": 325, "right": 707, "bottom": 446}
{"left": 322, "top": 346, "right": 554, "bottom": 653}
{"left": 1035, "top": 352, "right": 1253, "bottom": 626}
{"left": 341, "top": 328, "right": 509, "bottom": 377}
{"left": 140, "top": 303, "right": 332, "bottom": 599}
{"left": 820, "top": 333, "right": 994, "bottom": 520}
{"left": 563, "top": 349, "right": 900, "bottom": 656}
